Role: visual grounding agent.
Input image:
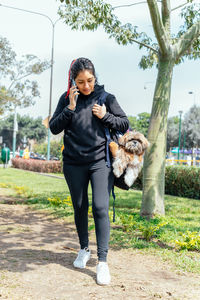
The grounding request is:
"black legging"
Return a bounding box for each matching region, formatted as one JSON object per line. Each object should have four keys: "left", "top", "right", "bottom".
{"left": 63, "top": 158, "right": 114, "bottom": 262}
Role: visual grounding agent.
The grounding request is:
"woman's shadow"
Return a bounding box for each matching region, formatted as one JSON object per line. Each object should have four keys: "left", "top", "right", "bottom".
{"left": 0, "top": 240, "right": 97, "bottom": 282}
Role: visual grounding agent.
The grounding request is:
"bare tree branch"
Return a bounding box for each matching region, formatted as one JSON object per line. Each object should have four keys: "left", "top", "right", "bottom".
{"left": 175, "top": 20, "right": 200, "bottom": 60}
{"left": 130, "top": 38, "right": 158, "bottom": 53}
{"left": 161, "top": 0, "right": 171, "bottom": 36}
{"left": 113, "top": 0, "right": 161, "bottom": 10}
{"left": 7, "top": 73, "right": 32, "bottom": 91}
{"left": 113, "top": 1, "right": 146, "bottom": 9}
{"left": 113, "top": 0, "right": 187, "bottom": 12}
{"left": 147, "top": 0, "right": 170, "bottom": 56}
{"left": 171, "top": 2, "right": 188, "bottom": 12}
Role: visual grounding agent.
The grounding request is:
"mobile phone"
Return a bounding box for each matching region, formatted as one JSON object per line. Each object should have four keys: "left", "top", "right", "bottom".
{"left": 72, "top": 79, "right": 76, "bottom": 86}
{"left": 72, "top": 79, "right": 78, "bottom": 102}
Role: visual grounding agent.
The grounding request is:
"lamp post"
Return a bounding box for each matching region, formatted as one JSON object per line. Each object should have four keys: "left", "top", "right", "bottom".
{"left": 12, "top": 105, "right": 18, "bottom": 158}
{"left": 0, "top": 3, "right": 61, "bottom": 160}
{"left": 182, "top": 121, "right": 186, "bottom": 161}
{"left": 182, "top": 127, "right": 186, "bottom": 160}
{"left": 178, "top": 110, "right": 183, "bottom": 162}
{"left": 47, "top": 18, "right": 61, "bottom": 161}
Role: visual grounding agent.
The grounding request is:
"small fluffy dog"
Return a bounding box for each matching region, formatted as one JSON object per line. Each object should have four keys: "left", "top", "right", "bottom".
{"left": 109, "top": 131, "right": 149, "bottom": 187}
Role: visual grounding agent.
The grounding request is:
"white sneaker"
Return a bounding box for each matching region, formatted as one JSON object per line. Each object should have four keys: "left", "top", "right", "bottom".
{"left": 96, "top": 262, "right": 111, "bottom": 285}
{"left": 73, "top": 247, "right": 91, "bottom": 269}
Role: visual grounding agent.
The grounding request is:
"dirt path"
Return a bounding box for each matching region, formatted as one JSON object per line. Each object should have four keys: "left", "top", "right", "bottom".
{"left": 0, "top": 199, "right": 200, "bottom": 300}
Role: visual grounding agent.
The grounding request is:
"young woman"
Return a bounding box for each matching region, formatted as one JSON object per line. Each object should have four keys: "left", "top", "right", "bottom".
{"left": 49, "top": 57, "right": 129, "bottom": 285}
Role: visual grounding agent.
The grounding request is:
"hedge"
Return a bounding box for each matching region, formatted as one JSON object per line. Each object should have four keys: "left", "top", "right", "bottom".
{"left": 11, "top": 158, "right": 200, "bottom": 199}
{"left": 12, "top": 158, "right": 62, "bottom": 173}
{"left": 165, "top": 166, "right": 200, "bottom": 199}
{"left": 133, "top": 165, "right": 200, "bottom": 200}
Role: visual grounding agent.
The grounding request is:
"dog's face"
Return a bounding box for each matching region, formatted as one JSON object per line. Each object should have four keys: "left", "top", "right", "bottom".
{"left": 118, "top": 131, "right": 149, "bottom": 155}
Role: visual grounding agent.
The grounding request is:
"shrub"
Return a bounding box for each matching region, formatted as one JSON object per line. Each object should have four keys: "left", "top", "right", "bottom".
{"left": 0, "top": 182, "right": 33, "bottom": 198}
{"left": 119, "top": 213, "right": 167, "bottom": 241}
{"left": 12, "top": 158, "right": 62, "bottom": 173}
{"left": 175, "top": 231, "right": 200, "bottom": 251}
{"left": 120, "top": 214, "right": 137, "bottom": 232}
{"left": 138, "top": 221, "right": 168, "bottom": 241}
{"left": 132, "top": 166, "right": 200, "bottom": 199}
{"left": 47, "top": 196, "right": 72, "bottom": 207}
{"left": 165, "top": 166, "right": 200, "bottom": 199}
{"left": 33, "top": 140, "right": 63, "bottom": 160}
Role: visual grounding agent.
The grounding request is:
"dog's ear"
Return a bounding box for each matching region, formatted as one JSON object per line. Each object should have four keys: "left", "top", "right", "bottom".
{"left": 142, "top": 138, "right": 150, "bottom": 150}
{"left": 118, "top": 133, "right": 128, "bottom": 147}
{"left": 118, "top": 135, "right": 126, "bottom": 147}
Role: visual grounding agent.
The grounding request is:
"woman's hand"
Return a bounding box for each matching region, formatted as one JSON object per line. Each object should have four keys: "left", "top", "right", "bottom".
{"left": 68, "top": 85, "right": 79, "bottom": 110}
{"left": 92, "top": 104, "right": 106, "bottom": 119}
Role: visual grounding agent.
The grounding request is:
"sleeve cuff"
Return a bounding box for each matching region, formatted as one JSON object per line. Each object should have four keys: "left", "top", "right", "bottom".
{"left": 63, "top": 106, "right": 75, "bottom": 117}
{"left": 67, "top": 105, "right": 76, "bottom": 112}
{"left": 101, "top": 112, "right": 109, "bottom": 122}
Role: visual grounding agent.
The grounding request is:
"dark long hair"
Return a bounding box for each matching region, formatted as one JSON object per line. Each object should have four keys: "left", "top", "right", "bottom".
{"left": 66, "top": 57, "right": 97, "bottom": 98}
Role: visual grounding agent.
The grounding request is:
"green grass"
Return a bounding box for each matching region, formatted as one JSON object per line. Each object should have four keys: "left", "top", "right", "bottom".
{"left": 1, "top": 167, "right": 200, "bottom": 274}
{"left": 0, "top": 168, "right": 67, "bottom": 197}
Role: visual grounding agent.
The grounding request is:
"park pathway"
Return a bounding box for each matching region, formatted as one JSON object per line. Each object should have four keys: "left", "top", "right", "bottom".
{"left": 0, "top": 198, "right": 200, "bottom": 300}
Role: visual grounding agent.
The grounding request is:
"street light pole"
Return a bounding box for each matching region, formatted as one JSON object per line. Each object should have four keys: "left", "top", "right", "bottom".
{"left": 182, "top": 128, "right": 186, "bottom": 160}
{"left": 178, "top": 110, "right": 183, "bottom": 162}
{"left": 47, "top": 18, "right": 60, "bottom": 160}
{"left": 0, "top": 3, "right": 61, "bottom": 160}
{"left": 12, "top": 105, "right": 18, "bottom": 158}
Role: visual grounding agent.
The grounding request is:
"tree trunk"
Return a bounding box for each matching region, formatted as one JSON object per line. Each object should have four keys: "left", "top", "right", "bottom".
{"left": 141, "top": 56, "right": 174, "bottom": 218}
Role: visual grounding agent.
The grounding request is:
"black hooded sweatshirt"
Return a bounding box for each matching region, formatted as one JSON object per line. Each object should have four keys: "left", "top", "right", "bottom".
{"left": 49, "top": 84, "right": 129, "bottom": 164}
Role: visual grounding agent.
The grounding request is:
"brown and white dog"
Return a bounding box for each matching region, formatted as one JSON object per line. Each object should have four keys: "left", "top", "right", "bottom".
{"left": 109, "top": 131, "right": 149, "bottom": 187}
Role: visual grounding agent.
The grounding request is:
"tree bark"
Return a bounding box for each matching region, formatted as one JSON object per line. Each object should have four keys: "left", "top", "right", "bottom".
{"left": 141, "top": 56, "right": 174, "bottom": 218}
{"left": 175, "top": 20, "right": 200, "bottom": 60}
{"left": 147, "top": 0, "right": 170, "bottom": 56}
{"left": 161, "top": 0, "right": 171, "bottom": 36}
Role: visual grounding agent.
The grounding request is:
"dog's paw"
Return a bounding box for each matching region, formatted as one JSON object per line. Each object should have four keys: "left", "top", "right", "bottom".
{"left": 124, "top": 174, "right": 134, "bottom": 187}
{"left": 124, "top": 167, "right": 139, "bottom": 187}
{"left": 112, "top": 158, "right": 124, "bottom": 178}
{"left": 109, "top": 141, "right": 119, "bottom": 158}
{"left": 113, "top": 166, "right": 123, "bottom": 178}
{"left": 113, "top": 169, "right": 123, "bottom": 178}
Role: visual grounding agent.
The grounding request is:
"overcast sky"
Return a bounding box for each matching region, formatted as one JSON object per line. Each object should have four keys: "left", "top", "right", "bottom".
{"left": 0, "top": 0, "right": 200, "bottom": 120}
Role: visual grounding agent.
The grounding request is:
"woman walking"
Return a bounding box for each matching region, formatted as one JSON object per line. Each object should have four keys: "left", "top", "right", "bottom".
{"left": 49, "top": 57, "right": 129, "bottom": 285}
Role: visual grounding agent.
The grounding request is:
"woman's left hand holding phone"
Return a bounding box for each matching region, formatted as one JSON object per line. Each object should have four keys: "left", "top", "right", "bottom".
{"left": 68, "top": 81, "right": 79, "bottom": 111}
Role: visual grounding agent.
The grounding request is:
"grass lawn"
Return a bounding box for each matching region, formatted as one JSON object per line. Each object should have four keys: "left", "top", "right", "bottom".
{"left": 1, "top": 167, "right": 200, "bottom": 274}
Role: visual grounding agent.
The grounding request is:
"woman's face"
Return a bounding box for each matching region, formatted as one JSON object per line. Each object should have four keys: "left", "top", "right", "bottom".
{"left": 75, "top": 70, "right": 95, "bottom": 95}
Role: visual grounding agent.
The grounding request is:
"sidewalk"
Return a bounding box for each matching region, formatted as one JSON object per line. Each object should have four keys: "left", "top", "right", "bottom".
{"left": 0, "top": 199, "right": 200, "bottom": 300}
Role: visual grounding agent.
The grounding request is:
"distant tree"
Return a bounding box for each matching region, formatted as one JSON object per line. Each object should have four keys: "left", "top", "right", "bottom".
{"left": 167, "top": 116, "right": 179, "bottom": 151}
{"left": 167, "top": 106, "right": 200, "bottom": 151}
{"left": 33, "top": 140, "right": 63, "bottom": 160}
{"left": 58, "top": 0, "right": 200, "bottom": 217}
{"left": 136, "top": 112, "right": 150, "bottom": 137}
{"left": 0, "top": 36, "right": 16, "bottom": 115}
{"left": 184, "top": 105, "right": 200, "bottom": 148}
{"left": 0, "top": 36, "right": 15, "bottom": 76}
{"left": 0, "top": 114, "right": 47, "bottom": 149}
{"left": 128, "top": 113, "right": 150, "bottom": 136}
{"left": 0, "top": 36, "right": 50, "bottom": 115}
{"left": 0, "top": 116, "right": 13, "bottom": 148}
{"left": 128, "top": 116, "right": 137, "bottom": 131}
